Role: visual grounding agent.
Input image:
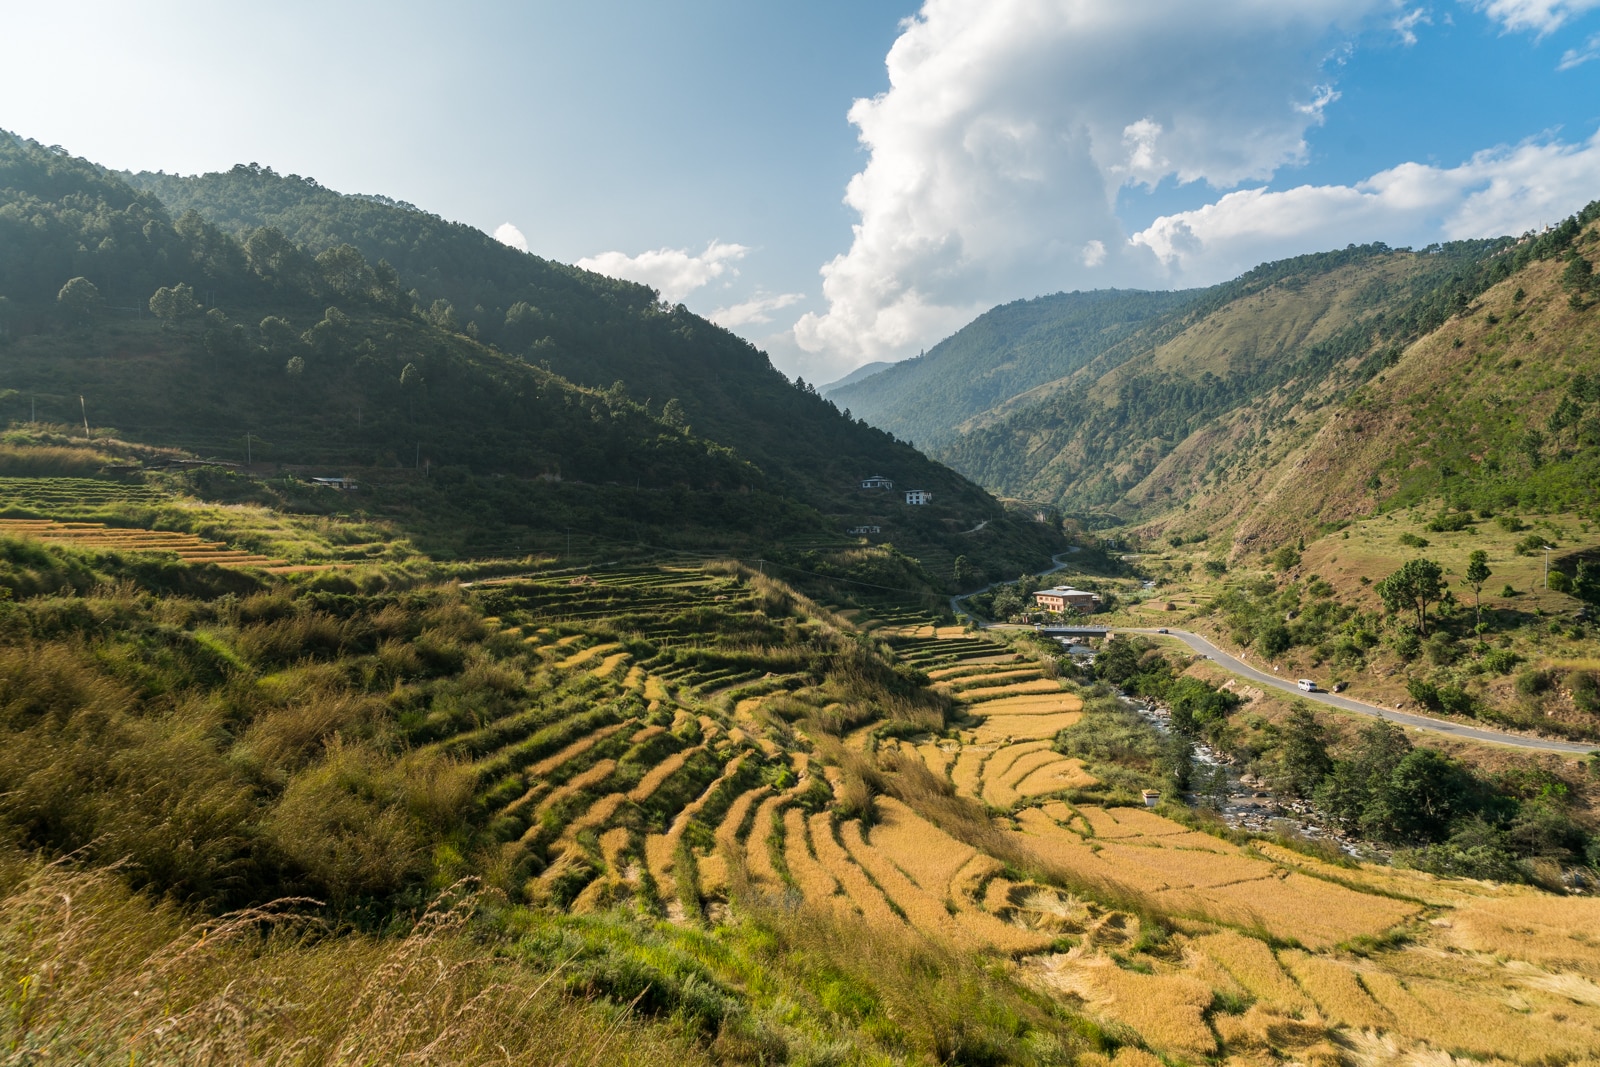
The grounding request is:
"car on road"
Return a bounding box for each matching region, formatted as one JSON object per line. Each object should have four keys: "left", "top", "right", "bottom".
{"left": 1156, "top": 627, "right": 1169, "bottom": 634}
{"left": 1297, "top": 678, "right": 1318, "bottom": 692}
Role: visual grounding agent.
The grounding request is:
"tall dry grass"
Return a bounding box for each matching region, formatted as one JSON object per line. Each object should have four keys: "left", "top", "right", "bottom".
{"left": 0, "top": 860, "right": 711, "bottom": 1065}
{"left": 0, "top": 443, "right": 112, "bottom": 477}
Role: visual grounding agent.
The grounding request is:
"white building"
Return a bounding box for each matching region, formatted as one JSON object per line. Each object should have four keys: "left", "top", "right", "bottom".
{"left": 904, "top": 489, "right": 933, "bottom": 505}
{"left": 859, "top": 475, "right": 894, "bottom": 489}
{"left": 1033, "top": 586, "right": 1101, "bottom": 613}
{"left": 848, "top": 525, "right": 881, "bottom": 535}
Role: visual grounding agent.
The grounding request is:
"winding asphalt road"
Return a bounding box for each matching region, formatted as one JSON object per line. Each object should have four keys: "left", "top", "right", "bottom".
{"left": 950, "top": 548, "right": 1081, "bottom": 619}
{"left": 1126, "top": 627, "right": 1597, "bottom": 756}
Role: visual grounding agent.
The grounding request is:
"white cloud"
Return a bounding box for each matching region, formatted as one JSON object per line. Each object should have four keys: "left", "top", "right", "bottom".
{"left": 1392, "top": 7, "right": 1431, "bottom": 45}
{"left": 577, "top": 240, "right": 749, "bottom": 303}
{"left": 493, "top": 222, "right": 529, "bottom": 252}
{"left": 710, "top": 291, "right": 806, "bottom": 329}
{"left": 1081, "top": 239, "right": 1107, "bottom": 267}
{"left": 1558, "top": 30, "right": 1600, "bottom": 66}
{"left": 794, "top": 0, "right": 1397, "bottom": 366}
{"left": 1466, "top": 0, "right": 1600, "bottom": 35}
{"left": 1130, "top": 130, "right": 1600, "bottom": 283}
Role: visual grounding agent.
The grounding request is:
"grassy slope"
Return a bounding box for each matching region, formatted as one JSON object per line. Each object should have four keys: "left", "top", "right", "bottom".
{"left": 1227, "top": 236, "right": 1600, "bottom": 553}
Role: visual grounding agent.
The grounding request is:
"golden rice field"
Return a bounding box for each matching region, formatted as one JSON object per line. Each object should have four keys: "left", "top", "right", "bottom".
{"left": 0, "top": 516, "right": 298, "bottom": 569}
{"left": 439, "top": 582, "right": 1600, "bottom": 1067}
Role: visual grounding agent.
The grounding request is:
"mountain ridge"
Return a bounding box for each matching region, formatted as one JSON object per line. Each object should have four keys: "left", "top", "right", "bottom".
{"left": 1, "top": 133, "right": 1062, "bottom": 581}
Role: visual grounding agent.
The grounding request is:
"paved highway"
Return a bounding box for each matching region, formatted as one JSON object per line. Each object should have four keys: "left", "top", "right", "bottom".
{"left": 1126, "top": 626, "right": 1597, "bottom": 756}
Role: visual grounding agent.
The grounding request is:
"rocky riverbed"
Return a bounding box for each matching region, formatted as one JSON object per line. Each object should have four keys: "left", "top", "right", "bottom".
{"left": 1122, "top": 693, "right": 1375, "bottom": 858}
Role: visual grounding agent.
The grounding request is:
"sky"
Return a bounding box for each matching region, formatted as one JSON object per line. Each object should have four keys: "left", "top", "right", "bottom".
{"left": 4, "top": 1, "right": 1600, "bottom": 383}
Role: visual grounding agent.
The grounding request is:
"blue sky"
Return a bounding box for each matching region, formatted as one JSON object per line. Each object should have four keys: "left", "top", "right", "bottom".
{"left": 5, "top": 1, "right": 1600, "bottom": 380}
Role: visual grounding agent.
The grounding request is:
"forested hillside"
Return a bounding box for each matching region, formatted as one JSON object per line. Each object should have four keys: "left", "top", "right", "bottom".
{"left": 122, "top": 165, "right": 999, "bottom": 518}
{"left": 825, "top": 288, "right": 1194, "bottom": 453}
{"left": 1223, "top": 207, "right": 1600, "bottom": 553}
{"left": 0, "top": 133, "right": 1060, "bottom": 579}
{"left": 917, "top": 223, "right": 1600, "bottom": 542}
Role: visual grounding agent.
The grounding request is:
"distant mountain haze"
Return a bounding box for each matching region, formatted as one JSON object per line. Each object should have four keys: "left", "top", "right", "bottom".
{"left": 826, "top": 289, "right": 1196, "bottom": 451}
{"left": 819, "top": 360, "right": 894, "bottom": 394}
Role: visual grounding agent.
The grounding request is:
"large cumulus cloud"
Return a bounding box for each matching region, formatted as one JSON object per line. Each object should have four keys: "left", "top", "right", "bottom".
{"left": 793, "top": 0, "right": 1600, "bottom": 377}
{"left": 793, "top": 0, "right": 1393, "bottom": 367}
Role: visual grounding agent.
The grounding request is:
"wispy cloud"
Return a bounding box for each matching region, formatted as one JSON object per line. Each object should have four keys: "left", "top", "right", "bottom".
{"left": 710, "top": 291, "right": 805, "bottom": 329}
{"left": 1465, "top": 0, "right": 1600, "bottom": 36}
{"left": 577, "top": 240, "right": 748, "bottom": 303}
{"left": 1558, "top": 30, "right": 1600, "bottom": 67}
{"left": 1393, "top": 7, "right": 1431, "bottom": 45}
{"left": 492, "top": 222, "right": 529, "bottom": 252}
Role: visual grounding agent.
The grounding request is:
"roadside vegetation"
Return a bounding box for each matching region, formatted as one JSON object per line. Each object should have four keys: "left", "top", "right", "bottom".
{"left": 1084, "top": 631, "right": 1599, "bottom": 884}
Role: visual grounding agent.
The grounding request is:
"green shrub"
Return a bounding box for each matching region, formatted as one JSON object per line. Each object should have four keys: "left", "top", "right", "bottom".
{"left": 1515, "top": 534, "right": 1549, "bottom": 556}
{"left": 1572, "top": 671, "right": 1600, "bottom": 713}
{"left": 1426, "top": 511, "right": 1474, "bottom": 533}
{"left": 1481, "top": 648, "right": 1521, "bottom": 675}
{"left": 1424, "top": 631, "right": 1459, "bottom": 666}
{"left": 1437, "top": 685, "right": 1474, "bottom": 715}
{"left": 1256, "top": 621, "right": 1291, "bottom": 657}
{"left": 1516, "top": 669, "right": 1554, "bottom": 696}
{"left": 1398, "top": 532, "right": 1430, "bottom": 548}
{"left": 1406, "top": 677, "right": 1442, "bottom": 711}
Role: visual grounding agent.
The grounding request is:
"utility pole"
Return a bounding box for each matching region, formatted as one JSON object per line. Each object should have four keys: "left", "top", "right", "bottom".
{"left": 1544, "top": 546, "right": 1556, "bottom": 590}
{"left": 79, "top": 396, "right": 89, "bottom": 438}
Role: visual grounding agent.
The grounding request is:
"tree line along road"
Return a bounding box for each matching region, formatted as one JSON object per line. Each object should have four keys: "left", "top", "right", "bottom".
{"left": 1126, "top": 626, "right": 1598, "bottom": 757}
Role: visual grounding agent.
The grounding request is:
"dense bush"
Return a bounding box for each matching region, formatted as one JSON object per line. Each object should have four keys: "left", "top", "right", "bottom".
{"left": 1572, "top": 670, "right": 1600, "bottom": 713}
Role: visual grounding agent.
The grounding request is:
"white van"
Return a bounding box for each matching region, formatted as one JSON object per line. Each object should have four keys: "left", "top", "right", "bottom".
{"left": 1296, "top": 678, "right": 1317, "bottom": 692}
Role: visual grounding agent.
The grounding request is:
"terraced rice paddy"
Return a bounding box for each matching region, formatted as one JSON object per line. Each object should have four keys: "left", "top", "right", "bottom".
{"left": 455, "top": 581, "right": 1600, "bottom": 1065}
{"left": 0, "top": 517, "right": 296, "bottom": 569}
{"left": 0, "top": 475, "right": 165, "bottom": 511}
{"left": 839, "top": 609, "right": 1600, "bottom": 1063}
